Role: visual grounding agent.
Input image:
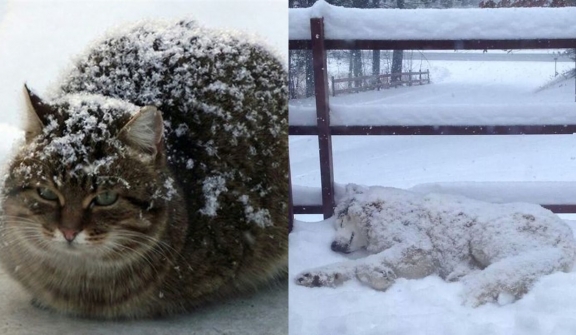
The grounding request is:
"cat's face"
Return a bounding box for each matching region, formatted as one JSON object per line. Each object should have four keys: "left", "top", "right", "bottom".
{"left": 0, "top": 87, "right": 173, "bottom": 264}
{"left": 3, "top": 148, "right": 166, "bottom": 260}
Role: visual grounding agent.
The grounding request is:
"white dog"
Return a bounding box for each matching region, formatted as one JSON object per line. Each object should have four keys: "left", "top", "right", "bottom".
{"left": 295, "top": 184, "right": 576, "bottom": 306}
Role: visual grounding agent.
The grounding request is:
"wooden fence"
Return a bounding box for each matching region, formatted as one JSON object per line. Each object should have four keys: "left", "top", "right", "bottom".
{"left": 288, "top": 16, "right": 576, "bottom": 231}
{"left": 332, "top": 70, "right": 430, "bottom": 96}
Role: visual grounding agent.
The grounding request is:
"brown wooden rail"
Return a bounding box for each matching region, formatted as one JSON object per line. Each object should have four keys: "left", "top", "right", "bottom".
{"left": 332, "top": 70, "right": 430, "bottom": 96}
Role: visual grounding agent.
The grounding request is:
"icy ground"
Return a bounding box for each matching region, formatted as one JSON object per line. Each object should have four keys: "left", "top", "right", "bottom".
{"left": 0, "top": 1, "right": 287, "bottom": 334}
{"left": 290, "top": 56, "right": 576, "bottom": 334}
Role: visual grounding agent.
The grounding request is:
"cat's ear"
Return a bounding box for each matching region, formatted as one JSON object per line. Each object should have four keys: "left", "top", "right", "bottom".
{"left": 23, "top": 84, "right": 53, "bottom": 142}
{"left": 118, "top": 106, "right": 164, "bottom": 156}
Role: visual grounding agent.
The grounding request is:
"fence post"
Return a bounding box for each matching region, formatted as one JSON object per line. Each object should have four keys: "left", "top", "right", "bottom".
{"left": 332, "top": 76, "right": 335, "bottom": 97}
{"left": 310, "top": 18, "right": 335, "bottom": 219}
{"left": 288, "top": 164, "right": 294, "bottom": 233}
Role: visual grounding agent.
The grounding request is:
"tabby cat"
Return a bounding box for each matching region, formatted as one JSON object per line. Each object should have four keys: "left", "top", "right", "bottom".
{"left": 0, "top": 19, "right": 288, "bottom": 319}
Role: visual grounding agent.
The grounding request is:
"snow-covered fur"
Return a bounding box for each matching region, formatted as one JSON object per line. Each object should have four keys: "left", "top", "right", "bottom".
{"left": 296, "top": 184, "right": 576, "bottom": 306}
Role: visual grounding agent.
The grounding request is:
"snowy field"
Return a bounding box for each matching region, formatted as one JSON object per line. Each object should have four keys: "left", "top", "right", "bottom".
{"left": 291, "top": 57, "right": 576, "bottom": 126}
{"left": 289, "top": 56, "right": 576, "bottom": 334}
{"left": 0, "top": 1, "right": 287, "bottom": 334}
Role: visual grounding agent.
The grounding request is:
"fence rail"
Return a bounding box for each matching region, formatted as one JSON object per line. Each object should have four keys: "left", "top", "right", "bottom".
{"left": 289, "top": 39, "right": 576, "bottom": 50}
{"left": 331, "top": 70, "right": 430, "bottom": 96}
{"left": 288, "top": 16, "right": 576, "bottom": 230}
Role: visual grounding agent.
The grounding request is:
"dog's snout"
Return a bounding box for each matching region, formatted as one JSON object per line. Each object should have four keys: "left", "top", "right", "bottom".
{"left": 331, "top": 241, "right": 349, "bottom": 253}
{"left": 331, "top": 241, "right": 338, "bottom": 251}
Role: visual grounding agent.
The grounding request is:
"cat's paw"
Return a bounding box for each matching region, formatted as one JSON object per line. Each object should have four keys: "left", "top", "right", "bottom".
{"left": 295, "top": 270, "right": 345, "bottom": 288}
{"left": 356, "top": 264, "right": 397, "bottom": 291}
{"left": 30, "top": 298, "right": 50, "bottom": 311}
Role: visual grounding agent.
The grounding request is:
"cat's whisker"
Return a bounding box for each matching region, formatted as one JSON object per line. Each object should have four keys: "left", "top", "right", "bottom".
{"left": 113, "top": 229, "right": 187, "bottom": 260}
{"left": 100, "top": 240, "right": 165, "bottom": 278}
{"left": 94, "top": 242, "right": 182, "bottom": 295}
{"left": 106, "top": 234, "right": 175, "bottom": 263}
{"left": 0, "top": 217, "right": 43, "bottom": 226}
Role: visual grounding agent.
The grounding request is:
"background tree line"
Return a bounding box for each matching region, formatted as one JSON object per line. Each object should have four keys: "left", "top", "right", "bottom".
{"left": 289, "top": 0, "right": 575, "bottom": 99}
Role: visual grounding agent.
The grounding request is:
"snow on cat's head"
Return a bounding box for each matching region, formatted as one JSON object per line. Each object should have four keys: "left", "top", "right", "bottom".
{"left": 7, "top": 86, "right": 173, "bottom": 202}
{"left": 20, "top": 87, "right": 163, "bottom": 172}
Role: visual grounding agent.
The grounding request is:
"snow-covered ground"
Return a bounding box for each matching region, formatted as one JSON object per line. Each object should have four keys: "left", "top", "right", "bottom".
{"left": 0, "top": 1, "right": 287, "bottom": 334}
{"left": 289, "top": 56, "right": 576, "bottom": 334}
{"left": 291, "top": 59, "right": 576, "bottom": 126}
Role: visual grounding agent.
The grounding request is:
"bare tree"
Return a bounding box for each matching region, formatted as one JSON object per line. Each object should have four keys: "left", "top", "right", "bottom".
{"left": 289, "top": 0, "right": 316, "bottom": 98}
{"left": 371, "top": 0, "right": 381, "bottom": 77}
{"left": 391, "top": 0, "right": 404, "bottom": 82}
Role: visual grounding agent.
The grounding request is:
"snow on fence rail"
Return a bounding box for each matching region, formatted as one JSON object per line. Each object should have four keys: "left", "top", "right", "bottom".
{"left": 289, "top": 0, "right": 576, "bottom": 41}
{"left": 289, "top": 103, "right": 576, "bottom": 128}
{"left": 331, "top": 70, "right": 430, "bottom": 96}
{"left": 287, "top": 3, "right": 576, "bottom": 231}
{"left": 294, "top": 182, "right": 576, "bottom": 215}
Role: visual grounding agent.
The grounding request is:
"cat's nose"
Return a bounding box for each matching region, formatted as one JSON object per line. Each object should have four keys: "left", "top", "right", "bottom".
{"left": 59, "top": 228, "right": 80, "bottom": 242}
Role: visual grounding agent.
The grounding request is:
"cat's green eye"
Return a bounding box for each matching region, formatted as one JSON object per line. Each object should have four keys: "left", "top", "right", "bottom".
{"left": 37, "top": 187, "right": 58, "bottom": 201}
{"left": 93, "top": 191, "right": 119, "bottom": 206}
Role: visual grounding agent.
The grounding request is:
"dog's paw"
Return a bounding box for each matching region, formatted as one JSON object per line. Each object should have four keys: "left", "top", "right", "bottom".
{"left": 463, "top": 289, "right": 505, "bottom": 307}
{"left": 462, "top": 292, "right": 490, "bottom": 308}
{"left": 464, "top": 286, "right": 524, "bottom": 308}
{"left": 462, "top": 276, "right": 526, "bottom": 307}
{"left": 356, "top": 264, "right": 397, "bottom": 291}
{"left": 295, "top": 270, "right": 345, "bottom": 288}
{"left": 446, "top": 267, "right": 477, "bottom": 282}
{"left": 461, "top": 280, "right": 501, "bottom": 307}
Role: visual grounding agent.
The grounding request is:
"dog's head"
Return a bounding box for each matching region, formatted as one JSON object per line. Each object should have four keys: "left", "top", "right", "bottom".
{"left": 331, "top": 200, "right": 369, "bottom": 254}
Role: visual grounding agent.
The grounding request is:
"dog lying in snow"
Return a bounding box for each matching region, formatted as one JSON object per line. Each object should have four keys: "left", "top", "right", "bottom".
{"left": 295, "top": 184, "right": 576, "bottom": 306}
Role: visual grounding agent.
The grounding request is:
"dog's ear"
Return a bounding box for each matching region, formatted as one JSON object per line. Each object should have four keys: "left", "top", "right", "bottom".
{"left": 334, "top": 205, "right": 349, "bottom": 220}
{"left": 23, "top": 84, "right": 54, "bottom": 142}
